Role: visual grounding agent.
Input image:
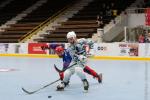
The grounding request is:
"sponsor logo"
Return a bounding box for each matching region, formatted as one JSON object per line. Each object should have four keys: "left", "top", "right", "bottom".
{"left": 97, "top": 46, "right": 107, "bottom": 51}
{"left": 28, "top": 43, "right": 48, "bottom": 54}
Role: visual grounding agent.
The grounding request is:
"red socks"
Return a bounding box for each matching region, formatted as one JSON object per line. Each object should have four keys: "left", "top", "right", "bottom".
{"left": 59, "top": 72, "right": 64, "bottom": 80}
{"left": 84, "top": 66, "right": 98, "bottom": 78}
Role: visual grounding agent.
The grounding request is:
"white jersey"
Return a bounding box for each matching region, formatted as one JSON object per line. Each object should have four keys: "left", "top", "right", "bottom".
{"left": 66, "top": 38, "right": 94, "bottom": 67}
{"left": 77, "top": 38, "right": 94, "bottom": 49}
{"left": 67, "top": 38, "right": 94, "bottom": 54}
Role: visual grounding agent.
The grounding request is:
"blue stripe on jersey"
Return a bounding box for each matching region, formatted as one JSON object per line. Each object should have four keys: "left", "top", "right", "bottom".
{"left": 62, "top": 50, "right": 72, "bottom": 69}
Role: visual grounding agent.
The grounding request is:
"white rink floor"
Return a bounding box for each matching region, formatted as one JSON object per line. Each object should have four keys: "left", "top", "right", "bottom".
{"left": 0, "top": 56, "right": 149, "bottom": 100}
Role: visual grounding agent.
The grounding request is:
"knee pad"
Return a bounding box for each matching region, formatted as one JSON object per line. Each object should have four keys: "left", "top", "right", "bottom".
{"left": 63, "top": 69, "right": 74, "bottom": 82}
{"left": 75, "top": 67, "right": 86, "bottom": 80}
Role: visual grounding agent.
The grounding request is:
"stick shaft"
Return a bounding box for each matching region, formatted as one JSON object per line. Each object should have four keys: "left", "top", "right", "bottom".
{"left": 22, "top": 79, "right": 60, "bottom": 94}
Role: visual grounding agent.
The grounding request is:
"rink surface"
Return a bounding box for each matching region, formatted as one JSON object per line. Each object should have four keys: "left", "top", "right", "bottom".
{"left": 0, "top": 56, "right": 149, "bottom": 100}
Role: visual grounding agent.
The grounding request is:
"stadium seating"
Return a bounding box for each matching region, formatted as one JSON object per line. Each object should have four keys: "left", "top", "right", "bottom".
{"left": 0, "top": 0, "right": 137, "bottom": 43}
{"left": 0, "top": 0, "right": 37, "bottom": 25}
{"left": 0, "top": 0, "right": 73, "bottom": 43}
{"left": 36, "top": 0, "right": 136, "bottom": 43}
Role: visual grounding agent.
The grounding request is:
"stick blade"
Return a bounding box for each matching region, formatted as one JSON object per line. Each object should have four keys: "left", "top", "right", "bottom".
{"left": 54, "top": 64, "right": 62, "bottom": 73}
{"left": 22, "top": 88, "right": 35, "bottom": 94}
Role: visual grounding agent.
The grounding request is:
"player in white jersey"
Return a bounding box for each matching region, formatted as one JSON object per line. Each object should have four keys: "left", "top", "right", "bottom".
{"left": 56, "top": 36, "right": 89, "bottom": 91}
{"left": 57, "top": 31, "right": 102, "bottom": 92}
{"left": 66, "top": 31, "right": 102, "bottom": 82}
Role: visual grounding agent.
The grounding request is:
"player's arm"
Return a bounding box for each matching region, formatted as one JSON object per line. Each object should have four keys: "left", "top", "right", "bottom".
{"left": 41, "top": 44, "right": 63, "bottom": 50}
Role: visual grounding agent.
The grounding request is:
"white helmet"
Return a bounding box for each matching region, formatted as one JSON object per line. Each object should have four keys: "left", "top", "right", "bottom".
{"left": 67, "top": 31, "right": 76, "bottom": 39}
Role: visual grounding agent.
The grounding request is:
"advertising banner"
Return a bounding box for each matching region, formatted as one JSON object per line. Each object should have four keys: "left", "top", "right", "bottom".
{"left": 94, "top": 43, "right": 139, "bottom": 56}
{"left": 94, "top": 43, "right": 117, "bottom": 56}
{"left": 118, "top": 43, "right": 139, "bottom": 56}
{"left": 7, "top": 43, "right": 28, "bottom": 54}
{"left": 28, "top": 43, "right": 49, "bottom": 54}
{"left": 145, "top": 8, "right": 150, "bottom": 26}
{"left": 0, "top": 43, "right": 8, "bottom": 53}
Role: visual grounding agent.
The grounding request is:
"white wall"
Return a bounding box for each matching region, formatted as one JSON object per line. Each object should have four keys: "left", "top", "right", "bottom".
{"left": 127, "top": 13, "right": 145, "bottom": 28}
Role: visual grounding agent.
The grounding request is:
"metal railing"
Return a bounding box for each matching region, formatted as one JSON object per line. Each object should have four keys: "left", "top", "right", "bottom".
{"left": 126, "top": 7, "right": 150, "bottom": 14}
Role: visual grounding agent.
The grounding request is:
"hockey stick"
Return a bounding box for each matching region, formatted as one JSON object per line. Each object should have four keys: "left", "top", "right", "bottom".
{"left": 22, "top": 63, "right": 77, "bottom": 95}
{"left": 22, "top": 79, "right": 60, "bottom": 94}
{"left": 54, "top": 64, "right": 62, "bottom": 73}
{"left": 54, "top": 54, "right": 87, "bottom": 73}
{"left": 54, "top": 62, "right": 77, "bottom": 73}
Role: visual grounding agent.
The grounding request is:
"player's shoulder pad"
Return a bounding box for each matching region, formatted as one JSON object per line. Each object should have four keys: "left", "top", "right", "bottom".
{"left": 77, "top": 38, "right": 86, "bottom": 44}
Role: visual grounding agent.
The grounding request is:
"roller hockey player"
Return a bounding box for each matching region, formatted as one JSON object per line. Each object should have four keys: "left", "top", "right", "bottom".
{"left": 55, "top": 46, "right": 102, "bottom": 84}
{"left": 56, "top": 31, "right": 102, "bottom": 91}
{"left": 66, "top": 31, "right": 102, "bottom": 83}
{"left": 41, "top": 43, "right": 102, "bottom": 83}
{"left": 56, "top": 46, "right": 89, "bottom": 92}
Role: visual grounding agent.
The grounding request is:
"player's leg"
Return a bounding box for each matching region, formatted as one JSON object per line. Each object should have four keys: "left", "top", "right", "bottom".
{"left": 59, "top": 72, "right": 64, "bottom": 80}
{"left": 58, "top": 72, "right": 70, "bottom": 86}
{"left": 84, "top": 66, "right": 102, "bottom": 83}
{"left": 78, "top": 55, "right": 102, "bottom": 83}
{"left": 57, "top": 68, "right": 74, "bottom": 91}
{"left": 75, "top": 67, "right": 89, "bottom": 91}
